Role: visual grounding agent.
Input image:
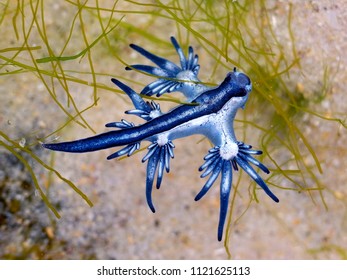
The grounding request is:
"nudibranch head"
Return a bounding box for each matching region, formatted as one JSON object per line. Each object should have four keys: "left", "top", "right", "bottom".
{"left": 219, "top": 68, "right": 252, "bottom": 111}
{"left": 229, "top": 68, "right": 252, "bottom": 94}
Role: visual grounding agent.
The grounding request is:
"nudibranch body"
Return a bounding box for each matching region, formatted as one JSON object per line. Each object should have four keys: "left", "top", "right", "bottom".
{"left": 43, "top": 37, "right": 279, "bottom": 241}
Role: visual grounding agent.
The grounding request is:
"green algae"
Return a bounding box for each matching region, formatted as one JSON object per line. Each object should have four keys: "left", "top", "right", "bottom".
{"left": 0, "top": 0, "right": 345, "bottom": 258}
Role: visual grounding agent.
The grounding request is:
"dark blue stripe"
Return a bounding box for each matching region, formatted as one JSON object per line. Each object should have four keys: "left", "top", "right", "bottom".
{"left": 43, "top": 73, "right": 246, "bottom": 153}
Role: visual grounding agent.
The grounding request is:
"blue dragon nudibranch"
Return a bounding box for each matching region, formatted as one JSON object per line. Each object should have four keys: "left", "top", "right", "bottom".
{"left": 43, "top": 37, "right": 279, "bottom": 241}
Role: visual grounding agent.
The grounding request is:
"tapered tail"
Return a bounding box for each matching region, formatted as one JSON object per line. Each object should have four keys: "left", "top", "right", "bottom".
{"left": 42, "top": 129, "right": 141, "bottom": 153}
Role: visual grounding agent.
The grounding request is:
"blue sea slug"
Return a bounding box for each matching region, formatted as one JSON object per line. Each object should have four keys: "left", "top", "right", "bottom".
{"left": 43, "top": 37, "right": 279, "bottom": 241}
